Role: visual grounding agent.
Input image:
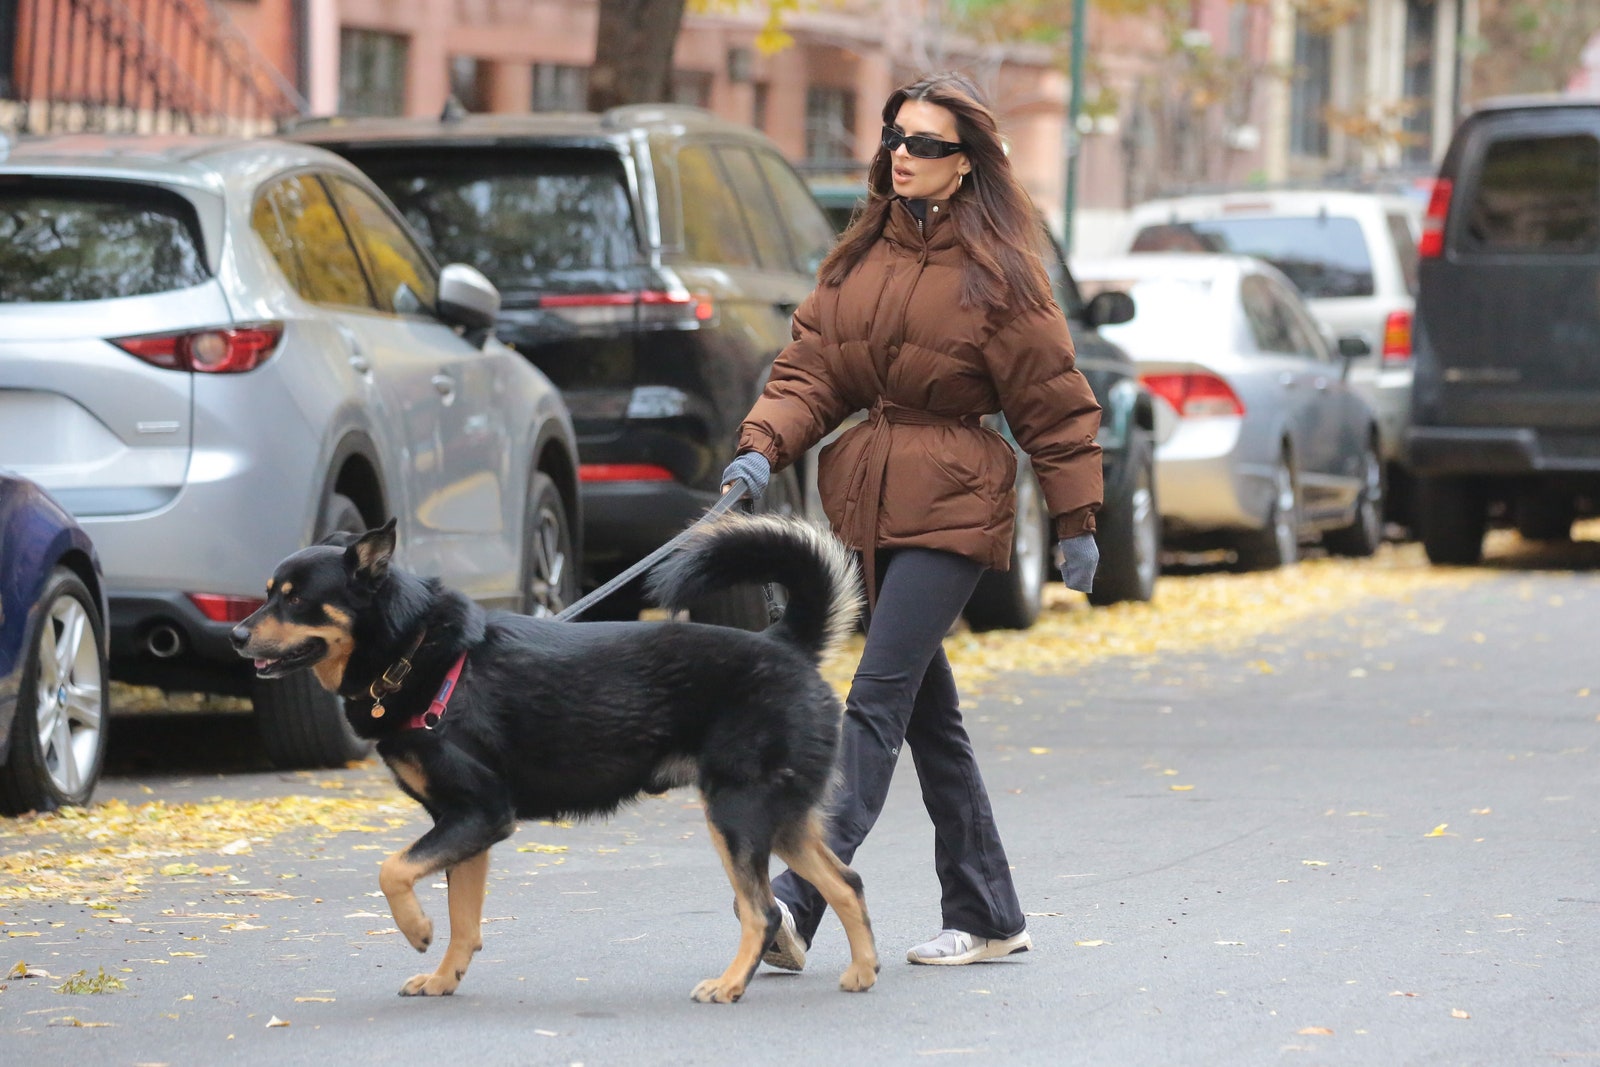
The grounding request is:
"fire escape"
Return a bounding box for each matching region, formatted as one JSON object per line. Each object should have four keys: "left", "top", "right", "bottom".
{"left": 0, "top": 0, "right": 306, "bottom": 136}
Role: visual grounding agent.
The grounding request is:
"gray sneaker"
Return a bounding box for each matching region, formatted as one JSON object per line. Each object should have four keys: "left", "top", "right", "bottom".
{"left": 761, "top": 898, "right": 807, "bottom": 972}
{"left": 905, "top": 929, "right": 1032, "bottom": 965}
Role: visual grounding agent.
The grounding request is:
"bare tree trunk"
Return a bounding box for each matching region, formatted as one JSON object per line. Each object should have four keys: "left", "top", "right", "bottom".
{"left": 587, "top": 0, "right": 689, "bottom": 112}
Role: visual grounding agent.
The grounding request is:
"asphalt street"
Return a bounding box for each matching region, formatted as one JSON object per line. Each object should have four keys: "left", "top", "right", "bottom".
{"left": 2, "top": 564, "right": 1598, "bottom": 1066}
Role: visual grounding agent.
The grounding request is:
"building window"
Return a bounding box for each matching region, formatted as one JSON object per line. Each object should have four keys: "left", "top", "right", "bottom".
{"left": 340, "top": 28, "right": 408, "bottom": 117}
{"left": 532, "top": 64, "right": 589, "bottom": 112}
{"left": 1401, "top": 0, "right": 1435, "bottom": 166}
{"left": 1289, "top": 24, "right": 1331, "bottom": 158}
{"left": 805, "top": 86, "right": 856, "bottom": 163}
{"left": 672, "top": 70, "right": 713, "bottom": 109}
{"left": 752, "top": 82, "right": 770, "bottom": 132}
{"left": 449, "top": 56, "right": 489, "bottom": 112}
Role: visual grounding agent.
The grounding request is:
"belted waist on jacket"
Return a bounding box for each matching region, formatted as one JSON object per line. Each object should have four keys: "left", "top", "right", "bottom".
{"left": 855, "top": 399, "right": 986, "bottom": 610}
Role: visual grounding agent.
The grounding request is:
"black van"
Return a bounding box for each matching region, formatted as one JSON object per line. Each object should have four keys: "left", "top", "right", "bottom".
{"left": 1407, "top": 97, "right": 1600, "bottom": 563}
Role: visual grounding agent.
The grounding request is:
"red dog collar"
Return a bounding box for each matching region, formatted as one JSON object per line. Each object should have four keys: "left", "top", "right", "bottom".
{"left": 409, "top": 653, "right": 467, "bottom": 731}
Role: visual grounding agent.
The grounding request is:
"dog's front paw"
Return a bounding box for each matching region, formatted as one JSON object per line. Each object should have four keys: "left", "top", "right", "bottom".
{"left": 838, "top": 962, "right": 877, "bottom": 992}
{"left": 689, "top": 977, "right": 745, "bottom": 1004}
{"left": 397, "top": 912, "right": 434, "bottom": 953}
{"left": 399, "top": 970, "right": 460, "bottom": 997}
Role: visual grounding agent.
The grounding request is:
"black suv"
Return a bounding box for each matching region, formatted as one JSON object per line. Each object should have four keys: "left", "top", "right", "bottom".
{"left": 1408, "top": 97, "right": 1600, "bottom": 563}
{"left": 291, "top": 107, "right": 837, "bottom": 626}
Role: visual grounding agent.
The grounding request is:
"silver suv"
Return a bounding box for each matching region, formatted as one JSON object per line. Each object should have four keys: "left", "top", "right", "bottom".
{"left": 1123, "top": 189, "right": 1421, "bottom": 526}
{"left": 0, "top": 135, "right": 581, "bottom": 768}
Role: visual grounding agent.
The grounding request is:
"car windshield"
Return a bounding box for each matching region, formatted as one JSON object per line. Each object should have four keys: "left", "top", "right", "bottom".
{"left": 1131, "top": 214, "right": 1374, "bottom": 298}
{"left": 355, "top": 148, "right": 639, "bottom": 294}
{"left": 0, "top": 181, "right": 209, "bottom": 302}
{"left": 1080, "top": 274, "right": 1229, "bottom": 357}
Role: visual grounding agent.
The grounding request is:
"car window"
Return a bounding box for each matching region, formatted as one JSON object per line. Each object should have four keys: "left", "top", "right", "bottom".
{"left": 1132, "top": 214, "right": 1375, "bottom": 298}
{"left": 1239, "top": 273, "right": 1301, "bottom": 353}
{"left": 1088, "top": 275, "right": 1223, "bottom": 356}
{"left": 676, "top": 143, "right": 757, "bottom": 267}
{"left": 1386, "top": 212, "right": 1420, "bottom": 295}
{"left": 360, "top": 148, "right": 639, "bottom": 292}
{"left": 325, "top": 175, "right": 438, "bottom": 315}
{"left": 754, "top": 149, "right": 837, "bottom": 275}
{"left": 256, "top": 174, "right": 373, "bottom": 308}
{"left": 0, "top": 181, "right": 209, "bottom": 302}
{"left": 1269, "top": 279, "right": 1329, "bottom": 360}
{"left": 714, "top": 145, "right": 793, "bottom": 272}
{"left": 1463, "top": 132, "right": 1600, "bottom": 253}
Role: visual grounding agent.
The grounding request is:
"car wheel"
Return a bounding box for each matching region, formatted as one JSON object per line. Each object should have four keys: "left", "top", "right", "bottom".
{"left": 0, "top": 568, "right": 109, "bottom": 815}
{"left": 521, "top": 472, "right": 578, "bottom": 616}
{"left": 1417, "top": 476, "right": 1487, "bottom": 565}
{"left": 964, "top": 471, "right": 1047, "bottom": 632}
{"left": 1089, "top": 436, "right": 1160, "bottom": 605}
{"left": 1514, "top": 492, "right": 1574, "bottom": 542}
{"left": 1233, "top": 451, "right": 1299, "bottom": 571}
{"left": 251, "top": 491, "right": 374, "bottom": 769}
{"left": 1324, "top": 438, "right": 1385, "bottom": 557}
{"left": 687, "top": 467, "right": 800, "bottom": 631}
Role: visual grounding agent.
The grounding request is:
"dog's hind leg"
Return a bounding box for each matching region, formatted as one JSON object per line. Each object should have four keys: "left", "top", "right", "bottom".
{"left": 400, "top": 849, "right": 489, "bottom": 997}
{"left": 775, "top": 814, "right": 878, "bottom": 992}
{"left": 691, "top": 811, "right": 775, "bottom": 1004}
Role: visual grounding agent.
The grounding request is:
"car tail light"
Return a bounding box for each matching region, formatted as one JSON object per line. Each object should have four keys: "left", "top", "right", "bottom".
{"left": 187, "top": 593, "right": 265, "bottom": 623}
{"left": 1418, "top": 178, "right": 1452, "bottom": 259}
{"left": 1381, "top": 310, "right": 1413, "bottom": 367}
{"left": 112, "top": 323, "right": 283, "bottom": 373}
{"left": 539, "top": 291, "right": 714, "bottom": 328}
{"left": 579, "top": 463, "right": 676, "bottom": 483}
{"left": 1140, "top": 372, "right": 1246, "bottom": 418}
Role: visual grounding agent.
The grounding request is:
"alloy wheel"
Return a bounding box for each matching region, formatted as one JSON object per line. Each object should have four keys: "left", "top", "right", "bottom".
{"left": 33, "top": 593, "right": 103, "bottom": 796}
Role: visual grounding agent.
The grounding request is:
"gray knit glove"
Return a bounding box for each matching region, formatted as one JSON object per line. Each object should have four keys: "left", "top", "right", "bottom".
{"left": 1059, "top": 534, "right": 1099, "bottom": 594}
{"left": 720, "top": 451, "right": 771, "bottom": 501}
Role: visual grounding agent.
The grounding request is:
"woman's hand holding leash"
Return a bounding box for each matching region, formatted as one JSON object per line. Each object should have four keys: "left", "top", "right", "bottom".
{"left": 1059, "top": 534, "right": 1099, "bottom": 594}
{"left": 721, "top": 452, "right": 771, "bottom": 500}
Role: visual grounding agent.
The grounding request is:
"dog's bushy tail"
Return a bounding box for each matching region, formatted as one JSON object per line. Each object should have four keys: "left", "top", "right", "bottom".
{"left": 646, "top": 513, "right": 862, "bottom": 660}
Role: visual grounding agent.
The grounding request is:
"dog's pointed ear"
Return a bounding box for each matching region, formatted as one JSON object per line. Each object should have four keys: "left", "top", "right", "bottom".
{"left": 344, "top": 520, "right": 397, "bottom": 586}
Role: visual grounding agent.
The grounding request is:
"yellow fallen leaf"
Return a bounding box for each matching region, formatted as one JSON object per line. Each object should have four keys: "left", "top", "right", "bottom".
{"left": 1075, "top": 939, "right": 1108, "bottom": 947}
{"left": 1425, "top": 824, "right": 1449, "bottom": 837}
{"left": 515, "top": 843, "right": 568, "bottom": 854}
{"left": 1028, "top": 747, "right": 1050, "bottom": 755}
{"left": 159, "top": 864, "right": 199, "bottom": 877}
{"left": 1302, "top": 860, "right": 1328, "bottom": 867}
{"left": 1297, "top": 1027, "right": 1334, "bottom": 1035}
{"left": 294, "top": 996, "right": 335, "bottom": 1003}
{"left": 266, "top": 1015, "right": 290, "bottom": 1028}
{"left": 1170, "top": 784, "right": 1195, "bottom": 791}
{"left": 1390, "top": 990, "right": 1420, "bottom": 997}
{"left": 1451, "top": 1008, "right": 1470, "bottom": 1019}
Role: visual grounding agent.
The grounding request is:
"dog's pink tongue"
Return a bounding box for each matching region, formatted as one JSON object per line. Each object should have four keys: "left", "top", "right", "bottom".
{"left": 254, "top": 658, "right": 273, "bottom": 670}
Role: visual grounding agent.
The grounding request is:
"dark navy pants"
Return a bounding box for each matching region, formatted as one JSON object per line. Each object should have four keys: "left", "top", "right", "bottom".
{"left": 774, "top": 547, "right": 1027, "bottom": 944}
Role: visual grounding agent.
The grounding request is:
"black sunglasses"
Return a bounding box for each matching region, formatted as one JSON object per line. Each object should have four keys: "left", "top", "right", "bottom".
{"left": 881, "top": 126, "right": 966, "bottom": 160}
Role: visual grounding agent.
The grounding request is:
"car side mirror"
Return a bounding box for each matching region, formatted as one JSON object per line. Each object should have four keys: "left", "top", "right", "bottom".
{"left": 437, "top": 263, "right": 501, "bottom": 347}
{"left": 1336, "top": 333, "right": 1372, "bottom": 360}
{"left": 1085, "top": 290, "right": 1135, "bottom": 329}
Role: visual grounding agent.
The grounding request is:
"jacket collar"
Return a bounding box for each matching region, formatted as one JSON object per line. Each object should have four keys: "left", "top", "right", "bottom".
{"left": 884, "top": 196, "right": 958, "bottom": 251}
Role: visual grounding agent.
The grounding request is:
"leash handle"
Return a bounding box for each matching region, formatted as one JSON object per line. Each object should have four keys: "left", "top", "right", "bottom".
{"left": 555, "top": 478, "right": 751, "bottom": 621}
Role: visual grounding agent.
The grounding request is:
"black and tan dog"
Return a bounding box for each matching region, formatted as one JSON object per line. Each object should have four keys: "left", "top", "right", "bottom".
{"left": 230, "top": 512, "right": 875, "bottom": 1003}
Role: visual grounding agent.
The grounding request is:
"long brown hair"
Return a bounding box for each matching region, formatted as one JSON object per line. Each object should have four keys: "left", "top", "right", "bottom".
{"left": 818, "top": 70, "right": 1052, "bottom": 312}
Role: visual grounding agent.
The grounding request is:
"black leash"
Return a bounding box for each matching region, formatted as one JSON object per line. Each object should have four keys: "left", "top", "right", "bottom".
{"left": 555, "top": 478, "right": 753, "bottom": 622}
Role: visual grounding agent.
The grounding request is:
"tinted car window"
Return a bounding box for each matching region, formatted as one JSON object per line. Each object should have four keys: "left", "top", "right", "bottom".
{"left": 715, "top": 145, "right": 793, "bottom": 272}
{"left": 676, "top": 143, "right": 757, "bottom": 266}
{"left": 326, "top": 175, "right": 438, "bottom": 314}
{"left": 1240, "top": 274, "right": 1299, "bottom": 353}
{"left": 258, "top": 174, "right": 373, "bottom": 308}
{"left": 755, "top": 150, "right": 837, "bottom": 274}
{"left": 1132, "top": 215, "right": 1375, "bottom": 298}
{"left": 362, "top": 149, "right": 639, "bottom": 291}
{"left": 1463, "top": 133, "right": 1600, "bottom": 252}
{"left": 0, "top": 182, "right": 208, "bottom": 302}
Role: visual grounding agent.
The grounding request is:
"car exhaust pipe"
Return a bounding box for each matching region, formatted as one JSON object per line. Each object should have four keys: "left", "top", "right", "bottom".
{"left": 145, "top": 624, "right": 184, "bottom": 659}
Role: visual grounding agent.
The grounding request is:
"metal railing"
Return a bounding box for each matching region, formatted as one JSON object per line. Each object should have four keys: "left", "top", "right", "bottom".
{"left": 1, "top": 0, "right": 306, "bottom": 136}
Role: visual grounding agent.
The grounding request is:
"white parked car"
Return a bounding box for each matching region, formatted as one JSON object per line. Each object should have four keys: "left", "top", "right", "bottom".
{"left": 1075, "top": 254, "right": 1384, "bottom": 569}
{"left": 1122, "top": 189, "right": 1420, "bottom": 526}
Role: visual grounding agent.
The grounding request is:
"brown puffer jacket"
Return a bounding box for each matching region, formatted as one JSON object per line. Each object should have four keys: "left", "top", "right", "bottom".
{"left": 737, "top": 197, "right": 1103, "bottom": 588}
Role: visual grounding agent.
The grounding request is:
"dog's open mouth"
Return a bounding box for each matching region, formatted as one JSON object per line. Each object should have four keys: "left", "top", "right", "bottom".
{"left": 250, "top": 642, "right": 324, "bottom": 678}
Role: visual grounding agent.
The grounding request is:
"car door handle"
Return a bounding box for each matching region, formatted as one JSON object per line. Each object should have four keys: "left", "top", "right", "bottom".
{"left": 1278, "top": 372, "right": 1297, "bottom": 387}
{"left": 337, "top": 326, "right": 371, "bottom": 374}
{"left": 431, "top": 373, "right": 456, "bottom": 399}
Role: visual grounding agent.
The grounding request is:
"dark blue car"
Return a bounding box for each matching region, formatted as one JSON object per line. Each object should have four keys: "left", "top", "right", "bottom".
{"left": 0, "top": 470, "right": 109, "bottom": 813}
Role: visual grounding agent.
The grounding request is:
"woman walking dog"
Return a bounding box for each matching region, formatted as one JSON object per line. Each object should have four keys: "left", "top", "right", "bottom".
{"left": 720, "top": 70, "right": 1104, "bottom": 968}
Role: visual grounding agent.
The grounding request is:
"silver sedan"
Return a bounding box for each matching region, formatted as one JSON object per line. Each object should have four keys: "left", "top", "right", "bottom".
{"left": 1073, "top": 254, "right": 1384, "bottom": 569}
{"left": 0, "top": 135, "right": 581, "bottom": 767}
